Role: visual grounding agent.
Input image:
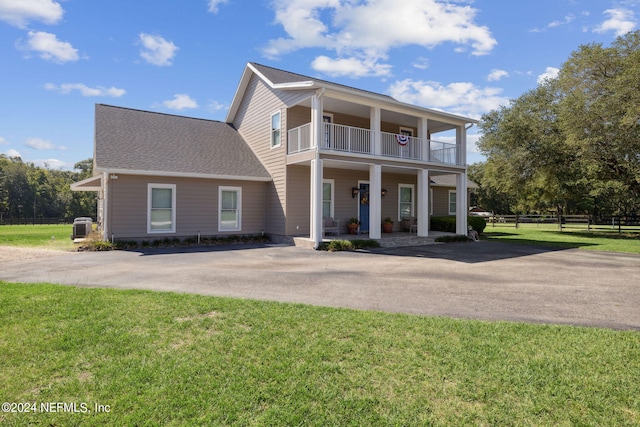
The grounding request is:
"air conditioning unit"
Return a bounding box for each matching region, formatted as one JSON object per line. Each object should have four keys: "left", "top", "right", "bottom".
{"left": 71, "top": 217, "right": 93, "bottom": 239}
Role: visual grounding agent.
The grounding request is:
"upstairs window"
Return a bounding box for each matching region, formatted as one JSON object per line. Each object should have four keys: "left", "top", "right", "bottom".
{"left": 271, "top": 111, "right": 281, "bottom": 148}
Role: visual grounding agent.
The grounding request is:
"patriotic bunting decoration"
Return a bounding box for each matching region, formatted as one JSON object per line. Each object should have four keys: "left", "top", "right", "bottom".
{"left": 396, "top": 134, "right": 410, "bottom": 146}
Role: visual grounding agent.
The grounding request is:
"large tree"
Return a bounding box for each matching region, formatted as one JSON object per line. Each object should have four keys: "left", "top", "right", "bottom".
{"left": 476, "top": 31, "right": 640, "bottom": 217}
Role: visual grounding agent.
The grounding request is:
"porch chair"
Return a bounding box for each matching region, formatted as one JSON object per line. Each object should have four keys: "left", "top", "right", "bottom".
{"left": 323, "top": 217, "right": 340, "bottom": 237}
{"left": 401, "top": 217, "right": 418, "bottom": 233}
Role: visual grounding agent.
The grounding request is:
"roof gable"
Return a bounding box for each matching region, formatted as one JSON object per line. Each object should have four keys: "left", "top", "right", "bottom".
{"left": 95, "top": 104, "right": 270, "bottom": 181}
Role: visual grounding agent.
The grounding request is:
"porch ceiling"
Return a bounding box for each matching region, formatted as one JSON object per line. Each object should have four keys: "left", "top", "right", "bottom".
{"left": 295, "top": 97, "right": 457, "bottom": 134}
{"left": 294, "top": 157, "right": 457, "bottom": 177}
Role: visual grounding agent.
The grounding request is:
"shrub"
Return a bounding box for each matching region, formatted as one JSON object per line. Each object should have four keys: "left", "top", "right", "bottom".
{"left": 430, "top": 216, "right": 487, "bottom": 234}
{"left": 468, "top": 216, "right": 487, "bottom": 233}
{"left": 320, "top": 239, "right": 380, "bottom": 252}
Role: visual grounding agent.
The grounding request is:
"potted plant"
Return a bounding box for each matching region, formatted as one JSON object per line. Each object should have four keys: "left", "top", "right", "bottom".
{"left": 347, "top": 218, "right": 359, "bottom": 235}
{"left": 383, "top": 217, "right": 394, "bottom": 233}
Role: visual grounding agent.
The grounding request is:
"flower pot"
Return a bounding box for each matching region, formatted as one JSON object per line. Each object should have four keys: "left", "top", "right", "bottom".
{"left": 383, "top": 223, "right": 393, "bottom": 233}
{"left": 347, "top": 223, "right": 359, "bottom": 235}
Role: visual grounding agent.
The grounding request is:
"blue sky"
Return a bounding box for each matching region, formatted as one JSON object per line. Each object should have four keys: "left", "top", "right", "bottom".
{"left": 1, "top": 0, "right": 638, "bottom": 169}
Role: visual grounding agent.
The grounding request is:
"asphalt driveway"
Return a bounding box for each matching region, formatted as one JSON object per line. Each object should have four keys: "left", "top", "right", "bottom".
{"left": 1, "top": 241, "right": 639, "bottom": 330}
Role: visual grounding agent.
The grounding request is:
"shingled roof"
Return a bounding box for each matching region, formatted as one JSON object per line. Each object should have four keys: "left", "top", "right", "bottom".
{"left": 94, "top": 104, "right": 270, "bottom": 181}
{"left": 249, "top": 62, "right": 397, "bottom": 101}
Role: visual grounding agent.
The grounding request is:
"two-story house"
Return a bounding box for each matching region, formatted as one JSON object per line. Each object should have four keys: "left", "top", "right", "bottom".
{"left": 72, "top": 62, "right": 477, "bottom": 248}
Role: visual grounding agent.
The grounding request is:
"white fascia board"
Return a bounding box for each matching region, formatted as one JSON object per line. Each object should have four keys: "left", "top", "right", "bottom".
{"left": 94, "top": 168, "right": 272, "bottom": 182}
{"left": 70, "top": 175, "right": 102, "bottom": 191}
{"left": 225, "top": 65, "right": 253, "bottom": 123}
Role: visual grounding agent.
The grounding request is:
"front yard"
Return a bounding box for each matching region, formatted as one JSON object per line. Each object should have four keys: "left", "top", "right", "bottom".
{"left": 1, "top": 282, "right": 639, "bottom": 426}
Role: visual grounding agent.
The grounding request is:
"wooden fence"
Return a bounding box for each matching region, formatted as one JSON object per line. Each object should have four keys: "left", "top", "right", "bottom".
{"left": 488, "top": 214, "right": 639, "bottom": 232}
{"left": 0, "top": 218, "right": 76, "bottom": 226}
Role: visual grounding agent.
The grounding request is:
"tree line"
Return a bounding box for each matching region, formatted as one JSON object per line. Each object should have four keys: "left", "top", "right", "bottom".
{"left": 471, "top": 31, "right": 640, "bottom": 219}
{"left": 0, "top": 155, "right": 96, "bottom": 222}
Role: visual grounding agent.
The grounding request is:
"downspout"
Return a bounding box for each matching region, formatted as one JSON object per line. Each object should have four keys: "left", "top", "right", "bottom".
{"left": 102, "top": 172, "right": 109, "bottom": 241}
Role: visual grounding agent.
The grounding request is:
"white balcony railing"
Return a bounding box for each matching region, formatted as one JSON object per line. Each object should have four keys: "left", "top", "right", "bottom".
{"left": 322, "top": 123, "right": 372, "bottom": 154}
{"left": 287, "top": 122, "right": 461, "bottom": 165}
{"left": 380, "top": 132, "right": 421, "bottom": 160}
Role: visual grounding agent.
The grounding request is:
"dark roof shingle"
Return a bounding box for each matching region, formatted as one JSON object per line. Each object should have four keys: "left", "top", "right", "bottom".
{"left": 95, "top": 104, "right": 270, "bottom": 180}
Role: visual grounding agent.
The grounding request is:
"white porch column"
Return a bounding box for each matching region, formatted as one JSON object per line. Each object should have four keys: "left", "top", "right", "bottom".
{"left": 310, "top": 157, "right": 324, "bottom": 248}
{"left": 311, "top": 91, "right": 324, "bottom": 149}
{"left": 417, "top": 169, "right": 430, "bottom": 237}
{"left": 369, "top": 164, "right": 382, "bottom": 239}
{"left": 370, "top": 107, "right": 381, "bottom": 155}
{"left": 456, "top": 172, "right": 468, "bottom": 235}
{"left": 419, "top": 118, "right": 429, "bottom": 162}
{"left": 456, "top": 124, "right": 467, "bottom": 166}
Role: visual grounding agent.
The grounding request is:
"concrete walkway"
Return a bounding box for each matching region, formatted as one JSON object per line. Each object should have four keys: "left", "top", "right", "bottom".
{"left": 1, "top": 241, "right": 639, "bottom": 330}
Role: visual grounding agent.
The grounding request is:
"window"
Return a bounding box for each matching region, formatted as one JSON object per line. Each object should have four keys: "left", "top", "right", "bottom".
{"left": 148, "top": 184, "right": 176, "bottom": 233}
{"left": 448, "top": 190, "right": 457, "bottom": 215}
{"left": 271, "top": 111, "right": 281, "bottom": 148}
{"left": 398, "top": 184, "right": 414, "bottom": 220}
{"left": 323, "top": 179, "right": 334, "bottom": 218}
{"left": 219, "top": 187, "right": 242, "bottom": 231}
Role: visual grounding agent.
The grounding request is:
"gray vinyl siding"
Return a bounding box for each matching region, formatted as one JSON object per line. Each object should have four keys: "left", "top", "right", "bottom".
{"left": 231, "top": 74, "right": 312, "bottom": 236}
{"left": 107, "top": 174, "right": 266, "bottom": 240}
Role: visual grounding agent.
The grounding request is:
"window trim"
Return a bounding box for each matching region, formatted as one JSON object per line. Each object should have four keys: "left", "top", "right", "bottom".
{"left": 270, "top": 111, "right": 282, "bottom": 149}
{"left": 399, "top": 126, "right": 414, "bottom": 137}
{"left": 398, "top": 184, "right": 415, "bottom": 221}
{"left": 430, "top": 188, "right": 433, "bottom": 215}
{"left": 448, "top": 190, "right": 457, "bottom": 215}
{"left": 322, "top": 179, "right": 335, "bottom": 219}
{"left": 218, "top": 186, "right": 242, "bottom": 232}
{"left": 147, "top": 183, "right": 176, "bottom": 234}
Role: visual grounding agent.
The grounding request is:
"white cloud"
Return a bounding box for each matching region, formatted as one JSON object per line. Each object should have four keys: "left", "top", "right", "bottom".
{"left": 594, "top": 8, "right": 636, "bottom": 36}
{"left": 537, "top": 66, "right": 559, "bottom": 84}
{"left": 33, "top": 158, "right": 67, "bottom": 169}
{"left": 487, "top": 69, "right": 509, "bottom": 82}
{"left": 0, "top": 136, "right": 9, "bottom": 145}
{"left": 139, "top": 33, "right": 178, "bottom": 66}
{"left": 207, "top": 0, "right": 229, "bottom": 13}
{"left": 0, "top": 0, "right": 63, "bottom": 28}
{"left": 163, "top": 94, "right": 198, "bottom": 110}
{"left": 25, "top": 137, "right": 66, "bottom": 151}
{"left": 388, "top": 79, "right": 509, "bottom": 120}
{"left": 264, "top": 0, "right": 496, "bottom": 77}
{"left": 21, "top": 31, "right": 79, "bottom": 63}
{"left": 311, "top": 55, "right": 392, "bottom": 77}
{"left": 45, "top": 83, "right": 126, "bottom": 97}
{"left": 412, "top": 58, "right": 429, "bottom": 70}
{"left": 4, "top": 149, "right": 22, "bottom": 158}
{"left": 206, "top": 100, "right": 226, "bottom": 112}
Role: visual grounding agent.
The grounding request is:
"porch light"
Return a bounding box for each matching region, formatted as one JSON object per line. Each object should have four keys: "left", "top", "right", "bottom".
{"left": 352, "top": 187, "right": 359, "bottom": 198}
{"left": 381, "top": 189, "right": 387, "bottom": 197}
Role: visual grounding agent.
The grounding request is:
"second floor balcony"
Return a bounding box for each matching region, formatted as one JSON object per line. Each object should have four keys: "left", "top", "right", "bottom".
{"left": 288, "top": 122, "right": 461, "bottom": 166}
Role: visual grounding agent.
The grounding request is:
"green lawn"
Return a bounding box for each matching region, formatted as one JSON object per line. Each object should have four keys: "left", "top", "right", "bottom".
{"left": 484, "top": 225, "right": 640, "bottom": 254}
{"left": 0, "top": 224, "right": 77, "bottom": 250}
{"left": 1, "top": 282, "right": 639, "bottom": 426}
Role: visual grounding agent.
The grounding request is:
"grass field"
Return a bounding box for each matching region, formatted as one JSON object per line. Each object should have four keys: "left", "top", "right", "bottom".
{"left": 0, "top": 224, "right": 77, "bottom": 250}
{"left": 484, "top": 225, "right": 640, "bottom": 254}
{"left": 1, "top": 282, "right": 638, "bottom": 426}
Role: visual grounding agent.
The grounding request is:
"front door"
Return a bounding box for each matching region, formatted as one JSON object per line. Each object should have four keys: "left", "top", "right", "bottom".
{"left": 359, "top": 183, "right": 370, "bottom": 233}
